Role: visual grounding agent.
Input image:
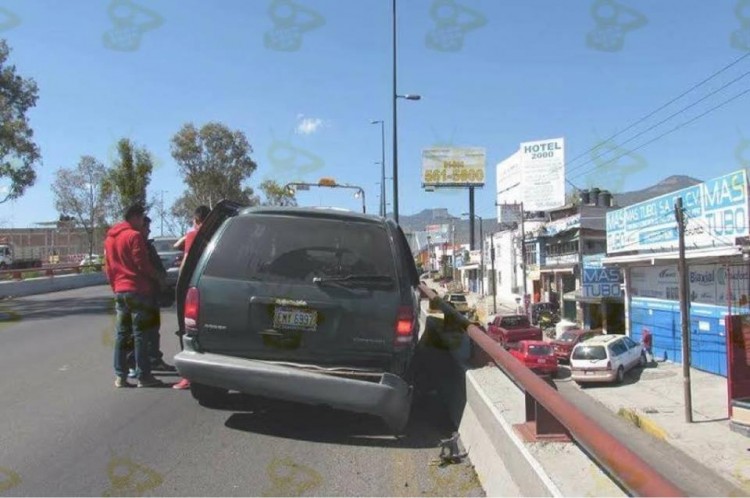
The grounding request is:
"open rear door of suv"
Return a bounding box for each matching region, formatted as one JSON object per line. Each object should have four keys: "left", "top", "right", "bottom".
{"left": 176, "top": 200, "right": 245, "bottom": 337}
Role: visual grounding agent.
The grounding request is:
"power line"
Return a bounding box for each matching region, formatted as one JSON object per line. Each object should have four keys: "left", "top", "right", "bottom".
{"left": 567, "top": 68, "right": 750, "bottom": 177}
{"left": 570, "top": 85, "right": 750, "bottom": 182}
{"left": 565, "top": 51, "right": 750, "bottom": 171}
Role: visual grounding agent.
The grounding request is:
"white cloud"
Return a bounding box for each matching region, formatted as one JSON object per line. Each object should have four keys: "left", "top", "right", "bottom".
{"left": 295, "top": 115, "right": 325, "bottom": 135}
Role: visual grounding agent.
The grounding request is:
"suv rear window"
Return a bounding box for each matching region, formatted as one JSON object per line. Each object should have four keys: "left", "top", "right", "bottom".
{"left": 202, "top": 215, "right": 396, "bottom": 284}
{"left": 152, "top": 239, "right": 179, "bottom": 253}
{"left": 572, "top": 345, "right": 607, "bottom": 361}
{"left": 527, "top": 344, "right": 552, "bottom": 356}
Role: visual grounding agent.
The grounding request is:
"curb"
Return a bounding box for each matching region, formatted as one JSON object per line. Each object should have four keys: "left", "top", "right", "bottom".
{"left": 617, "top": 407, "right": 668, "bottom": 440}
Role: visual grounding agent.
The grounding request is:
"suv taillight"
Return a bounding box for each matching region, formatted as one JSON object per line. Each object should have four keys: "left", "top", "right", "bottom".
{"left": 395, "top": 306, "right": 413, "bottom": 345}
{"left": 185, "top": 287, "right": 199, "bottom": 332}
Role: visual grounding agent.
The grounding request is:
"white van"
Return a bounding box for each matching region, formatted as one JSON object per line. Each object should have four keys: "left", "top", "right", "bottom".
{"left": 570, "top": 334, "right": 646, "bottom": 385}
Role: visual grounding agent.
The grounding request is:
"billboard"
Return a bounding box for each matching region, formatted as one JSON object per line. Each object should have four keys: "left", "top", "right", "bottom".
{"left": 606, "top": 169, "right": 749, "bottom": 253}
{"left": 582, "top": 254, "right": 622, "bottom": 298}
{"left": 519, "top": 137, "right": 566, "bottom": 211}
{"left": 422, "top": 147, "right": 486, "bottom": 188}
{"left": 496, "top": 150, "right": 522, "bottom": 222}
{"left": 494, "top": 137, "right": 566, "bottom": 215}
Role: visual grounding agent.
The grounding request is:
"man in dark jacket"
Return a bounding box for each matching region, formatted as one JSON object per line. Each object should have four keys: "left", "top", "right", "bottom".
{"left": 105, "top": 204, "right": 165, "bottom": 388}
{"left": 126, "top": 216, "right": 176, "bottom": 377}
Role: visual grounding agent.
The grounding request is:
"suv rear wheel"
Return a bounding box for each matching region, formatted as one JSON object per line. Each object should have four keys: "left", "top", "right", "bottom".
{"left": 190, "top": 382, "right": 229, "bottom": 407}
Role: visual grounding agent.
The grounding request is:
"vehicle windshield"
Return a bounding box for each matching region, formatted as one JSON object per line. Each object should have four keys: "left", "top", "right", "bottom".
{"left": 559, "top": 330, "right": 580, "bottom": 343}
{"left": 572, "top": 345, "right": 608, "bottom": 361}
{"left": 527, "top": 344, "right": 553, "bottom": 356}
{"left": 449, "top": 295, "right": 467, "bottom": 302}
{"left": 500, "top": 316, "right": 530, "bottom": 328}
{"left": 202, "top": 215, "right": 396, "bottom": 285}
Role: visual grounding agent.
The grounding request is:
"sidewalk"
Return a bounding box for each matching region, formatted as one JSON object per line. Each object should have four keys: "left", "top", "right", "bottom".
{"left": 568, "top": 361, "right": 749, "bottom": 495}
{"left": 441, "top": 285, "right": 749, "bottom": 494}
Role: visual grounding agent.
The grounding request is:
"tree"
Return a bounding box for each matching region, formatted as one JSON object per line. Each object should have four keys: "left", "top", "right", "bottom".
{"left": 0, "top": 39, "right": 42, "bottom": 204}
{"left": 101, "top": 138, "right": 154, "bottom": 221}
{"left": 52, "top": 156, "right": 108, "bottom": 258}
{"left": 259, "top": 179, "right": 297, "bottom": 206}
{"left": 170, "top": 122, "right": 258, "bottom": 207}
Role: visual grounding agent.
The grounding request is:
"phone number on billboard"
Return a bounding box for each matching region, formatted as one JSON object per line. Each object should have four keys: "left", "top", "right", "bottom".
{"left": 424, "top": 168, "right": 485, "bottom": 184}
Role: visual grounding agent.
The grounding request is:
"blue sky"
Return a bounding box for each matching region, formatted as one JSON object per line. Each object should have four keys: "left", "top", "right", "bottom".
{"left": 0, "top": 0, "right": 749, "bottom": 232}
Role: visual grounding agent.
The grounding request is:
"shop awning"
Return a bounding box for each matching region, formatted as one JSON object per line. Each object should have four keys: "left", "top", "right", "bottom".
{"left": 563, "top": 290, "right": 624, "bottom": 304}
{"left": 603, "top": 245, "right": 742, "bottom": 266}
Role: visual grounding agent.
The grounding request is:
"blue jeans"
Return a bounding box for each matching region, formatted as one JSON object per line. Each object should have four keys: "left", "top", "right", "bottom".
{"left": 125, "top": 297, "right": 162, "bottom": 370}
{"left": 114, "top": 292, "right": 152, "bottom": 379}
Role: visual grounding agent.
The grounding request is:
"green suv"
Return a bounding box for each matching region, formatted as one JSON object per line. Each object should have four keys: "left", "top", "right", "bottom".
{"left": 173, "top": 202, "right": 424, "bottom": 433}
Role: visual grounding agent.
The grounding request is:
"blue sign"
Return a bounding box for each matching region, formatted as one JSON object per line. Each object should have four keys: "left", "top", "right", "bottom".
{"left": 606, "top": 170, "right": 749, "bottom": 253}
{"left": 582, "top": 254, "right": 622, "bottom": 298}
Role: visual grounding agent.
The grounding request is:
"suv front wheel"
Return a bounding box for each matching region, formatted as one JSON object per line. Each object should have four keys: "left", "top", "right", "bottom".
{"left": 190, "top": 382, "right": 229, "bottom": 407}
{"left": 615, "top": 366, "right": 625, "bottom": 384}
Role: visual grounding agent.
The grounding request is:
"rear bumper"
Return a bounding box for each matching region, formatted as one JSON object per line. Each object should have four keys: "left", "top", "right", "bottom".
{"left": 173, "top": 338, "right": 412, "bottom": 431}
{"left": 571, "top": 369, "right": 616, "bottom": 383}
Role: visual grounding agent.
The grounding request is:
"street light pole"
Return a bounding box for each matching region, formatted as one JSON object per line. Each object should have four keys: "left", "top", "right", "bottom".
{"left": 392, "top": 0, "right": 398, "bottom": 223}
{"left": 371, "top": 121, "right": 386, "bottom": 217}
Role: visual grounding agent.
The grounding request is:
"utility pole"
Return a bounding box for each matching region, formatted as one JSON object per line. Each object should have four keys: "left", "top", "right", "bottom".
{"left": 675, "top": 197, "right": 693, "bottom": 423}
{"left": 520, "top": 202, "right": 528, "bottom": 314}
{"left": 490, "top": 232, "right": 496, "bottom": 314}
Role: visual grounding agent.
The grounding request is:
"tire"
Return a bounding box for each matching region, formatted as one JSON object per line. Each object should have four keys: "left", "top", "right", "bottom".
{"left": 615, "top": 366, "right": 625, "bottom": 384}
{"left": 190, "top": 382, "right": 228, "bottom": 407}
{"left": 639, "top": 351, "right": 647, "bottom": 368}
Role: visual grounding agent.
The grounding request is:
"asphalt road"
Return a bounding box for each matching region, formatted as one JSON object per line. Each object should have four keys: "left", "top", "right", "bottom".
{"left": 0, "top": 286, "right": 484, "bottom": 497}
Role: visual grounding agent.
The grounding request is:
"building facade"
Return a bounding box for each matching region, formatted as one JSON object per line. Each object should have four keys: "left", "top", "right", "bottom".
{"left": 604, "top": 169, "right": 749, "bottom": 377}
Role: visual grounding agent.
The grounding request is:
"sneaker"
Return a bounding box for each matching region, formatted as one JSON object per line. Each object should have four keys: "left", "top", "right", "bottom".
{"left": 115, "top": 377, "right": 134, "bottom": 388}
{"left": 150, "top": 359, "right": 176, "bottom": 372}
{"left": 172, "top": 378, "right": 191, "bottom": 390}
{"left": 137, "top": 375, "right": 166, "bottom": 388}
{"left": 127, "top": 368, "right": 137, "bottom": 379}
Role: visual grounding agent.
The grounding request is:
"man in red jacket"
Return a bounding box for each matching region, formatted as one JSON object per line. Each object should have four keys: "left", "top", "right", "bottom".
{"left": 105, "top": 203, "right": 165, "bottom": 388}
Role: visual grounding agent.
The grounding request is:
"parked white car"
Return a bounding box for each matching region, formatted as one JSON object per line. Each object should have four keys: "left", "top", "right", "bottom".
{"left": 570, "top": 334, "right": 646, "bottom": 385}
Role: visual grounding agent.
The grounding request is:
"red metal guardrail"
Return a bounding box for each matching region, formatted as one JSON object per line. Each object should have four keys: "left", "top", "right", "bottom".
{"left": 0, "top": 264, "right": 102, "bottom": 282}
{"left": 418, "top": 283, "right": 685, "bottom": 498}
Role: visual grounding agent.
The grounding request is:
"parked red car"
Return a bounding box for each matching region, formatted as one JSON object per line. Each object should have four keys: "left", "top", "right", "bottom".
{"left": 508, "top": 340, "right": 559, "bottom": 377}
{"left": 550, "top": 328, "right": 603, "bottom": 362}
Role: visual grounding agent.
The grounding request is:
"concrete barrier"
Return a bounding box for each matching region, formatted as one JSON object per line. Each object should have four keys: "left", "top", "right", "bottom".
{"left": 0, "top": 272, "right": 107, "bottom": 299}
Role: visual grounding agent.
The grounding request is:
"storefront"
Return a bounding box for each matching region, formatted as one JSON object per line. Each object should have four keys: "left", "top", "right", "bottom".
{"left": 604, "top": 169, "right": 750, "bottom": 377}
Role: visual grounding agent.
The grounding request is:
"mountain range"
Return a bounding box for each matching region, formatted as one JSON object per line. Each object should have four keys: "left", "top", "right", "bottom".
{"left": 394, "top": 174, "right": 702, "bottom": 245}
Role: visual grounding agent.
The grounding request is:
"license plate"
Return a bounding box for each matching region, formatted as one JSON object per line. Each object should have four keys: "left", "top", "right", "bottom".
{"left": 273, "top": 306, "right": 317, "bottom": 331}
{"left": 538, "top": 359, "right": 547, "bottom": 364}
{"left": 585, "top": 370, "right": 593, "bottom": 375}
